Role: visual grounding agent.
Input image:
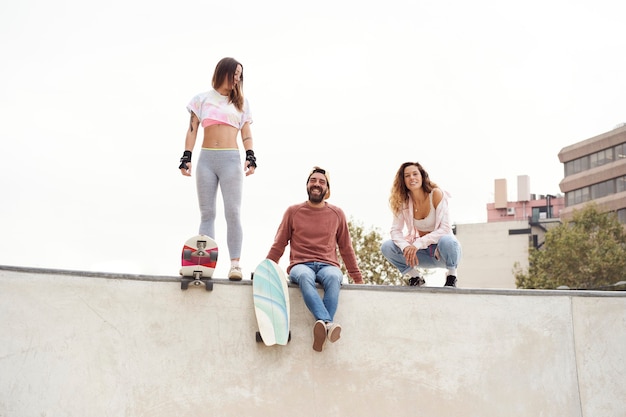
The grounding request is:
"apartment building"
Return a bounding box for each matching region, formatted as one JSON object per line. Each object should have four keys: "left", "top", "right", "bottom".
{"left": 558, "top": 123, "right": 626, "bottom": 224}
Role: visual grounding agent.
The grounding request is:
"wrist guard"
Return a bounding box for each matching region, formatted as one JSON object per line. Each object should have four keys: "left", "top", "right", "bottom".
{"left": 179, "top": 150, "right": 192, "bottom": 169}
{"left": 245, "top": 149, "right": 257, "bottom": 168}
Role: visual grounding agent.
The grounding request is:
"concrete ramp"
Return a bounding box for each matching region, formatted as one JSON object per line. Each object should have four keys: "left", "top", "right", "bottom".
{"left": 1, "top": 266, "right": 625, "bottom": 417}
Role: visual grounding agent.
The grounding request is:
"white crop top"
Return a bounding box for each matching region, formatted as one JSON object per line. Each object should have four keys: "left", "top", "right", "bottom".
{"left": 186, "top": 89, "right": 252, "bottom": 130}
{"left": 413, "top": 192, "right": 436, "bottom": 232}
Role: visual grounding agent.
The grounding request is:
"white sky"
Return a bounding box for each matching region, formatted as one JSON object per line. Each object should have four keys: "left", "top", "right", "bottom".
{"left": 1, "top": 0, "right": 625, "bottom": 277}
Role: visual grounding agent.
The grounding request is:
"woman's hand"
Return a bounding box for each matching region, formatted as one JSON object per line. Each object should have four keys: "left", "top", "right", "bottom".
{"left": 179, "top": 150, "right": 192, "bottom": 176}
{"left": 244, "top": 149, "right": 256, "bottom": 176}
{"left": 180, "top": 161, "right": 192, "bottom": 176}
{"left": 403, "top": 245, "right": 419, "bottom": 267}
{"left": 244, "top": 163, "right": 256, "bottom": 176}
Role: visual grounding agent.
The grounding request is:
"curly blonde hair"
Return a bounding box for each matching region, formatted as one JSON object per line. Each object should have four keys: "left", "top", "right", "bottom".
{"left": 389, "top": 162, "right": 438, "bottom": 215}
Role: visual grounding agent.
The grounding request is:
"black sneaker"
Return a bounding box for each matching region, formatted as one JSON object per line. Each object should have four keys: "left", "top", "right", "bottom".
{"left": 444, "top": 275, "right": 457, "bottom": 287}
{"left": 409, "top": 277, "right": 426, "bottom": 287}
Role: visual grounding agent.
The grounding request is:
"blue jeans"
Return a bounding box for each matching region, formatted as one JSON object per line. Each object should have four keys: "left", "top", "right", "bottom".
{"left": 289, "top": 262, "right": 343, "bottom": 322}
{"left": 380, "top": 235, "right": 462, "bottom": 275}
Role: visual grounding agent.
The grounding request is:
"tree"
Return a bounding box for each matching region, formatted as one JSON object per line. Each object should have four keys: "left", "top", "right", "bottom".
{"left": 514, "top": 203, "right": 626, "bottom": 290}
{"left": 340, "top": 218, "right": 398, "bottom": 285}
{"left": 341, "top": 218, "right": 433, "bottom": 285}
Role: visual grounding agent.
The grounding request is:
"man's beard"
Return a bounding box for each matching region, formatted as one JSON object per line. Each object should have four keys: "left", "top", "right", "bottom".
{"left": 307, "top": 186, "right": 325, "bottom": 203}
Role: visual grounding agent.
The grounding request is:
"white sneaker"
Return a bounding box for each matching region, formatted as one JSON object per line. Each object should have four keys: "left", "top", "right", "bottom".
{"left": 228, "top": 266, "right": 242, "bottom": 281}
{"left": 326, "top": 322, "right": 342, "bottom": 343}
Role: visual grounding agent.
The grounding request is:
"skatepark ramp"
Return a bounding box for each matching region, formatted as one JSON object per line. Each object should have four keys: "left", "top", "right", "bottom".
{"left": 1, "top": 265, "right": 625, "bottom": 417}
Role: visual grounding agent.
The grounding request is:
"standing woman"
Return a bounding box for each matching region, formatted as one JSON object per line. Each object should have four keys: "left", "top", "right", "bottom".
{"left": 179, "top": 57, "right": 257, "bottom": 280}
{"left": 380, "top": 162, "right": 461, "bottom": 287}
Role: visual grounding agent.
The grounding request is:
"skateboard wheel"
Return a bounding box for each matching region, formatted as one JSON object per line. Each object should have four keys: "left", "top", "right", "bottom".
{"left": 181, "top": 281, "right": 189, "bottom": 290}
{"left": 255, "top": 331, "right": 263, "bottom": 343}
{"left": 183, "top": 249, "right": 192, "bottom": 260}
{"left": 288, "top": 331, "right": 291, "bottom": 342}
{"left": 210, "top": 250, "right": 218, "bottom": 262}
{"left": 205, "top": 281, "right": 213, "bottom": 291}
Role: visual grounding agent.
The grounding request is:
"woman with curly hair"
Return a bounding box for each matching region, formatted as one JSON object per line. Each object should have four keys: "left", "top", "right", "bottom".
{"left": 381, "top": 162, "right": 461, "bottom": 287}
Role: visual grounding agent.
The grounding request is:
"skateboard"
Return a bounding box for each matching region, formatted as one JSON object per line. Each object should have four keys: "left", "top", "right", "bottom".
{"left": 252, "top": 259, "right": 291, "bottom": 346}
{"left": 179, "top": 234, "right": 218, "bottom": 291}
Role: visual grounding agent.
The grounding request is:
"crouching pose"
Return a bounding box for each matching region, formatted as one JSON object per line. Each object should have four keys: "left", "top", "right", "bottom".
{"left": 381, "top": 161, "right": 461, "bottom": 287}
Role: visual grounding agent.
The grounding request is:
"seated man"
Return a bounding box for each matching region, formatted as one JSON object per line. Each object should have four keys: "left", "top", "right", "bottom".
{"left": 266, "top": 166, "right": 364, "bottom": 352}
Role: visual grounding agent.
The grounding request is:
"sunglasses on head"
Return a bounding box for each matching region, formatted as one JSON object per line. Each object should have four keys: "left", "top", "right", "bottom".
{"left": 310, "top": 167, "right": 326, "bottom": 175}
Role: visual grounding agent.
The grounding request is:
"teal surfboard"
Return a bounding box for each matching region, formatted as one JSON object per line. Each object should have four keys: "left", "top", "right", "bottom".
{"left": 252, "top": 259, "right": 291, "bottom": 346}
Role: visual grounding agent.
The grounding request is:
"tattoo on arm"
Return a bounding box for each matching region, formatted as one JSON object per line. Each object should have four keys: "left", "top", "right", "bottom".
{"left": 189, "top": 114, "right": 195, "bottom": 133}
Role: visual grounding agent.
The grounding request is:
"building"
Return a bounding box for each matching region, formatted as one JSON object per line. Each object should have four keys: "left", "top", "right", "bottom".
{"left": 456, "top": 123, "right": 626, "bottom": 290}
{"left": 558, "top": 123, "right": 626, "bottom": 224}
{"left": 456, "top": 176, "right": 563, "bottom": 289}
{"left": 487, "top": 175, "right": 565, "bottom": 224}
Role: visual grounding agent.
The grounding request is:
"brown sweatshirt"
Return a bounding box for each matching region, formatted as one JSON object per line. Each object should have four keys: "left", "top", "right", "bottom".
{"left": 266, "top": 202, "right": 364, "bottom": 284}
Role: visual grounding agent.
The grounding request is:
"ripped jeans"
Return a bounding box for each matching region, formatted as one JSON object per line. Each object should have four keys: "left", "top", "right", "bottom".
{"left": 380, "top": 234, "right": 461, "bottom": 276}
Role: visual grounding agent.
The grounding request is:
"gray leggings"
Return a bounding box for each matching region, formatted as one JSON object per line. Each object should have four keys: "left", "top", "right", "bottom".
{"left": 196, "top": 149, "right": 243, "bottom": 259}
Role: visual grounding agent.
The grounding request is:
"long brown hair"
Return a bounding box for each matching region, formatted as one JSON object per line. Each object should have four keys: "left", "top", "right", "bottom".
{"left": 212, "top": 57, "right": 245, "bottom": 112}
{"left": 389, "top": 162, "right": 438, "bottom": 215}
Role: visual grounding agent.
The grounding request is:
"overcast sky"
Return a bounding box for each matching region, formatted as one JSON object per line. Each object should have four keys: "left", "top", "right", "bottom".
{"left": 1, "top": 0, "right": 625, "bottom": 278}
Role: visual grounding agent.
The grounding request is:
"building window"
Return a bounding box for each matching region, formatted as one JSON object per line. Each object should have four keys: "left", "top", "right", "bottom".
{"left": 598, "top": 147, "right": 615, "bottom": 165}
{"left": 590, "top": 148, "right": 615, "bottom": 169}
{"left": 565, "top": 157, "right": 589, "bottom": 175}
{"left": 566, "top": 187, "right": 591, "bottom": 206}
{"left": 565, "top": 142, "right": 624, "bottom": 174}
{"left": 563, "top": 143, "right": 626, "bottom": 208}
{"left": 617, "top": 176, "right": 626, "bottom": 193}
{"left": 566, "top": 177, "right": 626, "bottom": 207}
{"left": 590, "top": 179, "right": 615, "bottom": 199}
{"left": 564, "top": 161, "right": 573, "bottom": 176}
{"left": 618, "top": 208, "right": 626, "bottom": 224}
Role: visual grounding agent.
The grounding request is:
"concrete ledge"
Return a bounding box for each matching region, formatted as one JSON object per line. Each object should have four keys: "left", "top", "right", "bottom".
{"left": 1, "top": 266, "right": 625, "bottom": 417}
{"left": 2, "top": 264, "right": 624, "bottom": 297}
